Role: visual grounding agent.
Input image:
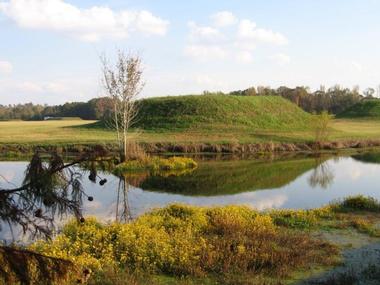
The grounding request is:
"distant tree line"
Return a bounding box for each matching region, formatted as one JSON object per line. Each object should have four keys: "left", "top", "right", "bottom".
{"left": 1, "top": 85, "right": 378, "bottom": 121}
{"left": 0, "top": 97, "right": 113, "bottom": 121}
{"left": 227, "top": 85, "right": 378, "bottom": 114}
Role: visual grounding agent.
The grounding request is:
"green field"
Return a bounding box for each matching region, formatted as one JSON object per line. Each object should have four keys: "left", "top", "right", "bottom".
{"left": 0, "top": 119, "right": 380, "bottom": 144}
{"left": 1, "top": 95, "right": 380, "bottom": 146}
{"left": 1, "top": 118, "right": 380, "bottom": 146}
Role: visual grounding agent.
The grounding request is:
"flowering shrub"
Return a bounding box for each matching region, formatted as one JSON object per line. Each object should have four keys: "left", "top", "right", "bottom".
{"left": 113, "top": 156, "right": 197, "bottom": 175}
{"left": 30, "top": 204, "right": 337, "bottom": 280}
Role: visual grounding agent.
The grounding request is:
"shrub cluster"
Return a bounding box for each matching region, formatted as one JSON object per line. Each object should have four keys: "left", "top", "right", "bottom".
{"left": 270, "top": 206, "right": 333, "bottom": 229}
{"left": 113, "top": 156, "right": 197, "bottom": 175}
{"left": 30, "top": 204, "right": 337, "bottom": 280}
{"left": 332, "top": 195, "right": 380, "bottom": 212}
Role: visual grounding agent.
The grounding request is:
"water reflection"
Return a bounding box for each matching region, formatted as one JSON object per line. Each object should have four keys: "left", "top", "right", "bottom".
{"left": 3, "top": 151, "right": 380, "bottom": 243}
{"left": 352, "top": 152, "right": 380, "bottom": 164}
{"left": 115, "top": 177, "right": 132, "bottom": 222}
{"left": 308, "top": 157, "right": 334, "bottom": 189}
{"left": 138, "top": 156, "right": 319, "bottom": 196}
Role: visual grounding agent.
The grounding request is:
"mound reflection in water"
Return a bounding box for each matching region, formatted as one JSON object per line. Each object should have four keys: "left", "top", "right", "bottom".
{"left": 2, "top": 151, "right": 380, "bottom": 243}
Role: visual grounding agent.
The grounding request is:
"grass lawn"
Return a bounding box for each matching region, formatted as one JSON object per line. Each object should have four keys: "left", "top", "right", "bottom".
{"left": 0, "top": 120, "right": 116, "bottom": 145}
{"left": 0, "top": 118, "right": 380, "bottom": 146}
{"left": 330, "top": 119, "right": 380, "bottom": 140}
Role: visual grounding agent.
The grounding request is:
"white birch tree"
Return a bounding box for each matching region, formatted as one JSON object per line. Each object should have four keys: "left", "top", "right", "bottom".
{"left": 101, "top": 50, "right": 144, "bottom": 162}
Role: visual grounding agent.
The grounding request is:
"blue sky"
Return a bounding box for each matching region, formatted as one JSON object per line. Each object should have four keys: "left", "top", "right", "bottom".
{"left": 0, "top": 0, "right": 380, "bottom": 104}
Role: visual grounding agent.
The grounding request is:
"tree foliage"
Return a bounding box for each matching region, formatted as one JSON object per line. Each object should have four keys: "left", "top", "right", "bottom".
{"left": 229, "top": 85, "right": 370, "bottom": 114}
{"left": 0, "top": 84, "right": 376, "bottom": 121}
{"left": 312, "top": 111, "right": 332, "bottom": 148}
{"left": 0, "top": 97, "right": 113, "bottom": 121}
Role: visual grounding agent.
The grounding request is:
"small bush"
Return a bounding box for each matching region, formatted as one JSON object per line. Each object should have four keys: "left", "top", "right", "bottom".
{"left": 332, "top": 195, "right": 380, "bottom": 212}
{"left": 113, "top": 156, "right": 197, "bottom": 175}
{"left": 270, "top": 209, "right": 318, "bottom": 229}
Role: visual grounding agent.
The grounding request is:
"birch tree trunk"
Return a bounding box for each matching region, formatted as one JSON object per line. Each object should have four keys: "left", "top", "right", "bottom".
{"left": 101, "top": 50, "right": 144, "bottom": 162}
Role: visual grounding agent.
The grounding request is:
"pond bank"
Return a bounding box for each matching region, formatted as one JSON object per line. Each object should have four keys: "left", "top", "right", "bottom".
{"left": 3, "top": 196, "right": 380, "bottom": 285}
{"left": 2, "top": 139, "right": 380, "bottom": 156}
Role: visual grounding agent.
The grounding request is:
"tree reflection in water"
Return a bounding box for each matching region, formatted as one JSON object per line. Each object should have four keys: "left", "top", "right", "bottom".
{"left": 308, "top": 156, "right": 335, "bottom": 189}
{"left": 84, "top": 160, "right": 134, "bottom": 223}
{"left": 116, "top": 177, "right": 132, "bottom": 223}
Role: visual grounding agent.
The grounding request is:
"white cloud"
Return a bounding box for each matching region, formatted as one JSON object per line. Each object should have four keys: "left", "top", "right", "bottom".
{"left": 18, "top": 81, "right": 44, "bottom": 93}
{"left": 0, "top": 77, "right": 96, "bottom": 104}
{"left": 350, "top": 61, "right": 363, "bottom": 73}
{"left": 187, "top": 21, "right": 224, "bottom": 43}
{"left": 210, "top": 11, "right": 237, "bottom": 27}
{"left": 44, "top": 82, "right": 67, "bottom": 93}
{"left": 238, "top": 19, "right": 288, "bottom": 45}
{"left": 193, "top": 74, "right": 225, "bottom": 88}
{"left": 270, "top": 53, "right": 291, "bottom": 64}
{"left": 134, "top": 10, "right": 168, "bottom": 36}
{"left": 10, "top": 80, "right": 69, "bottom": 94}
{"left": 237, "top": 19, "right": 257, "bottom": 38}
{"left": 184, "top": 14, "right": 288, "bottom": 63}
{"left": 236, "top": 51, "right": 253, "bottom": 63}
{"left": 184, "top": 44, "right": 227, "bottom": 60}
{"left": 0, "top": 60, "right": 13, "bottom": 74}
{"left": 0, "top": 0, "right": 169, "bottom": 42}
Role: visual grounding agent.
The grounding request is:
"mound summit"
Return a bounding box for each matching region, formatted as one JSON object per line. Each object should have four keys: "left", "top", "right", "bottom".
{"left": 135, "top": 95, "right": 311, "bottom": 130}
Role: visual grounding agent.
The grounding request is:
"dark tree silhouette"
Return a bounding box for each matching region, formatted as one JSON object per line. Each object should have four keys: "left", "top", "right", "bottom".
{"left": 0, "top": 148, "right": 109, "bottom": 240}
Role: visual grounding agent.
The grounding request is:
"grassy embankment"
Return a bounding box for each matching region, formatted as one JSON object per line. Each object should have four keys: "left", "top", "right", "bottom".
{"left": 1, "top": 96, "right": 380, "bottom": 148}
{"left": 3, "top": 196, "right": 380, "bottom": 284}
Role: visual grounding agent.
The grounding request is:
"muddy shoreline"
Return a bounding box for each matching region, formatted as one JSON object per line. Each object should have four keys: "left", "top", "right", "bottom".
{"left": 1, "top": 139, "right": 380, "bottom": 156}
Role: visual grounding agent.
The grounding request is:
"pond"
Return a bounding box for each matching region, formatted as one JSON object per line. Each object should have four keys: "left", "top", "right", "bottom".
{"left": 1, "top": 151, "right": 380, "bottom": 243}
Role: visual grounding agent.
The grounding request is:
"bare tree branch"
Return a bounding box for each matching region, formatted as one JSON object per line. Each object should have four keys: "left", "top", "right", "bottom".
{"left": 100, "top": 50, "right": 145, "bottom": 162}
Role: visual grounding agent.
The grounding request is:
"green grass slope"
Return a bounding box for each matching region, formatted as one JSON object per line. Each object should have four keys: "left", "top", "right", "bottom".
{"left": 135, "top": 95, "right": 312, "bottom": 130}
{"left": 338, "top": 99, "right": 380, "bottom": 119}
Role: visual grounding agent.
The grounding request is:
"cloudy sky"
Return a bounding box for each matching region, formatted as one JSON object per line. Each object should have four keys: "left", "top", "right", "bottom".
{"left": 1, "top": 0, "right": 380, "bottom": 104}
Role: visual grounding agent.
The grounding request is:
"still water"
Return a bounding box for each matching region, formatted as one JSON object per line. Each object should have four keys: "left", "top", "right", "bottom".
{"left": 1, "top": 152, "right": 380, "bottom": 242}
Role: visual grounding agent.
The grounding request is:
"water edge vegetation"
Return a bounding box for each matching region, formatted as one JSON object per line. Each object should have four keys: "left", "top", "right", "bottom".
{"left": 2, "top": 196, "right": 380, "bottom": 284}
